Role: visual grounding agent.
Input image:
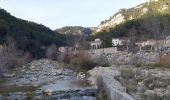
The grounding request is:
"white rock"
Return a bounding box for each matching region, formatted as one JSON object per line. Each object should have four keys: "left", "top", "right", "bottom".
{"left": 2, "top": 73, "right": 16, "bottom": 78}
{"left": 43, "top": 89, "right": 53, "bottom": 96}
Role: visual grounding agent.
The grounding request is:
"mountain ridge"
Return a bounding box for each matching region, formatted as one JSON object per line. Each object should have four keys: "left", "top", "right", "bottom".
{"left": 55, "top": 26, "right": 95, "bottom": 36}
{"left": 0, "top": 8, "right": 65, "bottom": 58}
{"left": 94, "top": 0, "right": 170, "bottom": 33}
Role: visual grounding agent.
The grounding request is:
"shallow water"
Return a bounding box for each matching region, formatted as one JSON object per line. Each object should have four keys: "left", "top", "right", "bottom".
{"left": 0, "top": 60, "right": 97, "bottom": 100}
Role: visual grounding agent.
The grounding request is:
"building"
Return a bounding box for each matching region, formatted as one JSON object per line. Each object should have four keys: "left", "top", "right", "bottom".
{"left": 165, "top": 36, "right": 170, "bottom": 44}
{"left": 112, "top": 38, "right": 123, "bottom": 46}
{"left": 89, "top": 38, "right": 102, "bottom": 49}
{"left": 136, "top": 39, "right": 167, "bottom": 52}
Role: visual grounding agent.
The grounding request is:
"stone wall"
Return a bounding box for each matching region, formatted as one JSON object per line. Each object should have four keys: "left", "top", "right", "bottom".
{"left": 88, "top": 67, "right": 134, "bottom": 100}
{"left": 88, "top": 47, "right": 118, "bottom": 55}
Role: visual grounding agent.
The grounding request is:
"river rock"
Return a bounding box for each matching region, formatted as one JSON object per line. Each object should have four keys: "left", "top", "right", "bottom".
{"left": 77, "top": 72, "right": 86, "bottom": 80}
{"left": 2, "top": 73, "right": 16, "bottom": 78}
{"left": 0, "top": 95, "right": 2, "bottom": 99}
{"left": 43, "top": 89, "right": 53, "bottom": 96}
{"left": 144, "top": 90, "right": 156, "bottom": 99}
{"left": 30, "top": 77, "right": 37, "bottom": 81}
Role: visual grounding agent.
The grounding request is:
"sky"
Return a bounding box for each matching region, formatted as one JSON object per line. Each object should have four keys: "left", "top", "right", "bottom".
{"left": 0, "top": 0, "right": 149, "bottom": 30}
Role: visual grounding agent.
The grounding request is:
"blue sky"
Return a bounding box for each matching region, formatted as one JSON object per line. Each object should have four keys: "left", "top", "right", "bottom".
{"left": 0, "top": 0, "right": 149, "bottom": 29}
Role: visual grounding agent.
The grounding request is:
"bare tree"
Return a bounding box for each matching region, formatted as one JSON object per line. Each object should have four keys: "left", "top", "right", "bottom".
{"left": 0, "top": 38, "right": 30, "bottom": 75}
{"left": 129, "top": 28, "right": 138, "bottom": 65}
{"left": 46, "top": 44, "right": 58, "bottom": 60}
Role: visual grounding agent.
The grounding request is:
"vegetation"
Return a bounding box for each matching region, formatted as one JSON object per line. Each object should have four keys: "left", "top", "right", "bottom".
{"left": 46, "top": 44, "right": 58, "bottom": 60}
{"left": 96, "top": 88, "right": 108, "bottom": 100}
{"left": 96, "top": 77, "right": 108, "bottom": 100}
{"left": 58, "top": 51, "right": 96, "bottom": 71}
{"left": 89, "top": 14, "right": 170, "bottom": 47}
{"left": 153, "top": 55, "right": 170, "bottom": 68}
{"left": 56, "top": 26, "right": 92, "bottom": 36}
{"left": 0, "top": 85, "right": 37, "bottom": 94}
{"left": 57, "top": 46, "right": 112, "bottom": 71}
{"left": 0, "top": 38, "right": 31, "bottom": 75}
{"left": 0, "top": 8, "right": 65, "bottom": 58}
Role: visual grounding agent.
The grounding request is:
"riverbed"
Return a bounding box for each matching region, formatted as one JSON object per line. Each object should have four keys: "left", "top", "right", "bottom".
{"left": 0, "top": 59, "right": 97, "bottom": 100}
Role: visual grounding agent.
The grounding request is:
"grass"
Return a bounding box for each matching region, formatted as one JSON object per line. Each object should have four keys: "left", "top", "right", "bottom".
{"left": 0, "top": 79, "right": 6, "bottom": 85}
{"left": 96, "top": 88, "right": 108, "bottom": 100}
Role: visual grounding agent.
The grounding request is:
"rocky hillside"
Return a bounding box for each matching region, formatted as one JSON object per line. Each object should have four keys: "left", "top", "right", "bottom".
{"left": 56, "top": 26, "right": 94, "bottom": 36}
{"left": 95, "top": 0, "right": 170, "bottom": 32}
{"left": 0, "top": 8, "right": 65, "bottom": 58}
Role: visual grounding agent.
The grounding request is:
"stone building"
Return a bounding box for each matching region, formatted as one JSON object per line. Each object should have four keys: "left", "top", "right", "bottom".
{"left": 89, "top": 38, "right": 102, "bottom": 49}
{"left": 112, "top": 38, "right": 124, "bottom": 46}
{"left": 136, "top": 39, "right": 166, "bottom": 51}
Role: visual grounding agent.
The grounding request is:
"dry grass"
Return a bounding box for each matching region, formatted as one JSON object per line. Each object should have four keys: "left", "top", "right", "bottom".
{"left": 154, "top": 55, "right": 170, "bottom": 68}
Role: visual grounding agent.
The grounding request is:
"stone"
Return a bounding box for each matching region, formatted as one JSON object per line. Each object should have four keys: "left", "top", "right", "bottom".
{"left": 43, "top": 89, "right": 53, "bottom": 96}
{"left": 30, "top": 77, "right": 37, "bottom": 81}
{"left": 0, "top": 95, "right": 3, "bottom": 99}
{"left": 155, "top": 89, "right": 165, "bottom": 98}
{"left": 2, "top": 73, "right": 16, "bottom": 78}
{"left": 144, "top": 90, "right": 156, "bottom": 99}
{"left": 77, "top": 72, "right": 86, "bottom": 80}
{"left": 88, "top": 67, "right": 134, "bottom": 100}
{"left": 137, "top": 85, "right": 146, "bottom": 93}
{"left": 30, "top": 65, "right": 36, "bottom": 69}
{"left": 34, "top": 96, "right": 41, "bottom": 100}
{"left": 167, "top": 85, "right": 170, "bottom": 92}
{"left": 51, "top": 72, "right": 57, "bottom": 76}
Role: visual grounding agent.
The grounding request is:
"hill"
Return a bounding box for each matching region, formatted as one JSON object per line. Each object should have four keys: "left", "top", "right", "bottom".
{"left": 95, "top": 0, "right": 170, "bottom": 33}
{"left": 90, "top": 0, "right": 170, "bottom": 47}
{"left": 56, "top": 26, "right": 94, "bottom": 36}
{"left": 0, "top": 8, "right": 65, "bottom": 58}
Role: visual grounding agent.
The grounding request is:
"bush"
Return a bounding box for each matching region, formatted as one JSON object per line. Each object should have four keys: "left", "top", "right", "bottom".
{"left": 0, "top": 38, "right": 31, "bottom": 75}
{"left": 46, "top": 44, "right": 58, "bottom": 60}
{"left": 57, "top": 51, "right": 74, "bottom": 64}
{"left": 58, "top": 50, "right": 96, "bottom": 71}
{"left": 70, "top": 51, "right": 96, "bottom": 71}
{"left": 154, "top": 55, "right": 170, "bottom": 68}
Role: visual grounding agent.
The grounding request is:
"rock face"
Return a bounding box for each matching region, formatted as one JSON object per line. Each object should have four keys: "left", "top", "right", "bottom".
{"left": 88, "top": 66, "right": 134, "bottom": 100}
{"left": 96, "top": 13, "right": 125, "bottom": 32}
